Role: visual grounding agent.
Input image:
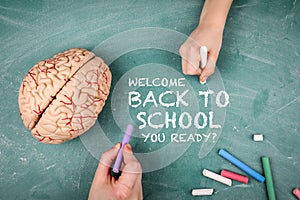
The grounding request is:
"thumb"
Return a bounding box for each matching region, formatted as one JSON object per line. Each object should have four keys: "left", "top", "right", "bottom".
{"left": 117, "top": 144, "right": 142, "bottom": 188}
{"left": 95, "top": 143, "right": 121, "bottom": 183}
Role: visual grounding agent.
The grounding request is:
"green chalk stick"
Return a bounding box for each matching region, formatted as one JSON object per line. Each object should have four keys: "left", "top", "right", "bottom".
{"left": 262, "top": 157, "right": 276, "bottom": 200}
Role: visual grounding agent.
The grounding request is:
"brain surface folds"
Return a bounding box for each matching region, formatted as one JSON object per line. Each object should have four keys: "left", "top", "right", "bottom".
{"left": 19, "top": 48, "right": 112, "bottom": 144}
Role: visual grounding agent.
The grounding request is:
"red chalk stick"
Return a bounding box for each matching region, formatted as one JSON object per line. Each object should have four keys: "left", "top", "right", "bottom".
{"left": 293, "top": 188, "right": 300, "bottom": 200}
{"left": 221, "top": 169, "right": 248, "bottom": 184}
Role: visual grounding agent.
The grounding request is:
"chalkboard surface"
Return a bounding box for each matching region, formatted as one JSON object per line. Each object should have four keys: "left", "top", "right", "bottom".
{"left": 0, "top": 0, "right": 299, "bottom": 199}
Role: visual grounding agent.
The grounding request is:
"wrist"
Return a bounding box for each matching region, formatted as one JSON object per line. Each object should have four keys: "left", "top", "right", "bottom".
{"left": 199, "top": 12, "right": 227, "bottom": 32}
{"left": 197, "top": 21, "right": 225, "bottom": 34}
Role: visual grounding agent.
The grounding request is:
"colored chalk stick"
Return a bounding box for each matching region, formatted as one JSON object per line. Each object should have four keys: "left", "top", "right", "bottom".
{"left": 221, "top": 169, "right": 248, "bottom": 184}
{"left": 293, "top": 188, "right": 300, "bottom": 200}
{"left": 262, "top": 157, "right": 276, "bottom": 200}
{"left": 202, "top": 169, "right": 232, "bottom": 186}
{"left": 191, "top": 188, "right": 214, "bottom": 196}
{"left": 218, "top": 149, "right": 265, "bottom": 182}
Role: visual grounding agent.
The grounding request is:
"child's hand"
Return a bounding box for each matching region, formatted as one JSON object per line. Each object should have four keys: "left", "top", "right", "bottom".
{"left": 88, "top": 143, "right": 143, "bottom": 200}
{"left": 180, "top": 24, "right": 223, "bottom": 83}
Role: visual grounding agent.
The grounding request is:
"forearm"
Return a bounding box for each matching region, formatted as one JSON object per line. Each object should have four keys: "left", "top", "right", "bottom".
{"left": 199, "top": 0, "right": 233, "bottom": 30}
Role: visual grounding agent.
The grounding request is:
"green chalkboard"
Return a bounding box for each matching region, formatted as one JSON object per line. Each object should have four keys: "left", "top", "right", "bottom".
{"left": 0, "top": 0, "right": 299, "bottom": 200}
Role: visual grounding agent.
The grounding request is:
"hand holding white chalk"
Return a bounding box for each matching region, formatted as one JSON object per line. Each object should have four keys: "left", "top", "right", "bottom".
{"left": 179, "top": 0, "right": 232, "bottom": 83}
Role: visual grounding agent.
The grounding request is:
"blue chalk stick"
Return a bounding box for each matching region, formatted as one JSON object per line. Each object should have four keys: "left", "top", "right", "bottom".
{"left": 218, "top": 149, "right": 265, "bottom": 183}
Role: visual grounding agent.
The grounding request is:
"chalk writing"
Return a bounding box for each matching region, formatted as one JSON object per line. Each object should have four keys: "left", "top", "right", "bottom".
{"left": 136, "top": 111, "right": 220, "bottom": 130}
{"left": 141, "top": 132, "right": 219, "bottom": 143}
{"left": 127, "top": 77, "right": 230, "bottom": 144}
{"left": 128, "top": 77, "right": 186, "bottom": 87}
{"left": 128, "top": 90, "right": 189, "bottom": 108}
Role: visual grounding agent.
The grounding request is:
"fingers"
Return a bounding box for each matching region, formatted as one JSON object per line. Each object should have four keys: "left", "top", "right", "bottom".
{"left": 180, "top": 41, "right": 202, "bottom": 76}
{"left": 114, "top": 144, "right": 142, "bottom": 199}
{"left": 117, "top": 144, "right": 142, "bottom": 189}
{"left": 180, "top": 26, "right": 222, "bottom": 83}
{"left": 181, "top": 59, "right": 202, "bottom": 75}
{"left": 89, "top": 143, "right": 120, "bottom": 199}
{"left": 200, "top": 57, "right": 216, "bottom": 82}
{"left": 96, "top": 143, "right": 121, "bottom": 182}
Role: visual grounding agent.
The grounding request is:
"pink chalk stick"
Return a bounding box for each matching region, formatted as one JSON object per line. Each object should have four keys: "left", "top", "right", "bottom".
{"left": 293, "top": 188, "right": 300, "bottom": 200}
{"left": 221, "top": 169, "right": 248, "bottom": 184}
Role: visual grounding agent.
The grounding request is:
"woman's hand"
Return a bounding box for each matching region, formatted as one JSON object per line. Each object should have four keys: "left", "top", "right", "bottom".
{"left": 180, "top": 0, "right": 232, "bottom": 83}
{"left": 180, "top": 24, "right": 223, "bottom": 82}
{"left": 88, "top": 143, "right": 143, "bottom": 200}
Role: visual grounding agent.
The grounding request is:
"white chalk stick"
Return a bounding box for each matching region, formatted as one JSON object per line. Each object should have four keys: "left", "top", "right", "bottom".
{"left": 202, "top": 169, "right": 232, "bottom": 186}
{"left": 199, "top": 46, "right": 208, "bottom": 84}
{"left": 200, "top": 80, "right": 206, "bottom": 84}
{"left": 200, "top": 46, "right": 208, "bottom": 69}
{"left": 253, "top": 134, "right": 264, "bottom": 141}
{"left": 192, "top": 188, "right": 214, "bottom": 196}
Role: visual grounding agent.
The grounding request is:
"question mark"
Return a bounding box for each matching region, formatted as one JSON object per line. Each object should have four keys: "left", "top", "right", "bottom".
{"left": 212, "top": 133, "right": 217, "bottom": 143}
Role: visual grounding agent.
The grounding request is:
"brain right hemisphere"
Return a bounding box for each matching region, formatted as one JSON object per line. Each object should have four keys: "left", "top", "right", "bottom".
{"left": 18, "top": 48, "right": 112, "bottom": 144}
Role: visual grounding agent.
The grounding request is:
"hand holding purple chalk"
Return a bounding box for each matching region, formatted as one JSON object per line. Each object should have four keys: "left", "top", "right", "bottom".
{"left": 88, "top": 125, "right": 142, "bottom": 200}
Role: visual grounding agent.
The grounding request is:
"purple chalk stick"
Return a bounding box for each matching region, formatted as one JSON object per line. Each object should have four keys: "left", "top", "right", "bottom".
{"left": 112, "top": 124, "right": 133, "bottom": 173}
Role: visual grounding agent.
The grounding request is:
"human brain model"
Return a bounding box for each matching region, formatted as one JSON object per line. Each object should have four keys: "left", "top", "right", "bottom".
{"left": 18, "top": 48, "right": 112, "bottom": 144}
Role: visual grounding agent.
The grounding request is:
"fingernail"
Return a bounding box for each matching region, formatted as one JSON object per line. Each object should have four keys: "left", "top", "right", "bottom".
{"left": 124, "top": 143, "right": 132, "bottom": 152}
{"left": 115, "top": 142, "right": 121, "bottom": 149}
{"left": 201, "top": 74, "right": 207, "bottom": 82}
